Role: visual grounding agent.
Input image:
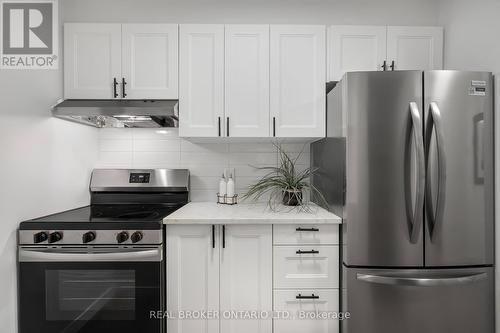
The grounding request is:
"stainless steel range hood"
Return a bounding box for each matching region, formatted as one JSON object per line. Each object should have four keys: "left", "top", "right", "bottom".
{"left": 51, "top": 99, "right": 179, "bottom": 128}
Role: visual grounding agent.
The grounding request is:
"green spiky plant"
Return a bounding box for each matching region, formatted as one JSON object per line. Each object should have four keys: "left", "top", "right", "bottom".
{"left": 242, "top": 143, "right": 328, "bottom": 211}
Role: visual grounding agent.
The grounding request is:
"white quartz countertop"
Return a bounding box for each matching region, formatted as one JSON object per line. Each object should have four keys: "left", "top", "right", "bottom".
{"left": 164, "top": 202, "right": 342, "bottom": 225}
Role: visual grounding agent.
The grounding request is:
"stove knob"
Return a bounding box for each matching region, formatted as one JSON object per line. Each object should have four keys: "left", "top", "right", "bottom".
{"left": 48, "top": 232, "right": 63, "bottom": 244}
{"left": 82, "top": 231, "right": 96, "bottom": 244}
{"left": 116, "top": 231, "right": 129, "bottom": 244}
{"left": 131, "top": 231, "right": 144, "bottom": 243}
{"left": 33, "top": 232, "right": 49, "bottom": 244}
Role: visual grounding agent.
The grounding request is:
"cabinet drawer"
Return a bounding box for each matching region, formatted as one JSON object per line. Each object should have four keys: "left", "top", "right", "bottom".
{"left": 274, "top": 289, "right": 339, "bottom": 333}
{"left": 274, "top": 246, "right": 339, "bottom": 289}
{"left": 273, "top": 225, "right": 339, "bottom": 245}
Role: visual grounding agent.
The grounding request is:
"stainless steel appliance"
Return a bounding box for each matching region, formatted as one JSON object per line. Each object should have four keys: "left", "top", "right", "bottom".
{"left": 311, "top": 71, "right": 495, "bottom": 333}
{"left": 51, "top": 99, "right": 179, "bottom": 128}
{"left": 18, "top": 169, "right": 189, "bottom": 333}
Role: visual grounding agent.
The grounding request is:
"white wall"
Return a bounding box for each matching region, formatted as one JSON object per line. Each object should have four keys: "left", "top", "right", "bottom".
{"left": 0, "top": 5, "right": 99, "bottom": 333}
{"left": 437, "top": 0, "right": 500, "bottom": 330}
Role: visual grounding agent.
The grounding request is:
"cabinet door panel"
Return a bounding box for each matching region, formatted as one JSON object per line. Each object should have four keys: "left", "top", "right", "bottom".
{"left": 225, "top": 25, "right": 270, "bottom": 137}
{"left": 220, "top": 225, "right": 272, "bottom": 333}
{"left": 64, "top": 23, "right": 122, "bottom": 99}
{"left": 274, "top": 245, "right": 339, "bottom": 289}
{"left": 387, "top": 26, "right": 443, "bottom": 71}
{"left": 122, "top": 24, "right": 178, "bottom": 99}
{"left": 179, "top": 25, "right": 225, "bottom": 137}
{"left": 167, "top": 225, "right": 219, "bottom": 333}
{"left": 328, "top": 25, "right": 387, "bottom": 81}
{"left": 274, "top": 289, "right": 339, "bottom": 333}
{"left": 270, "top": 25, "right": 326, "bottom": 138}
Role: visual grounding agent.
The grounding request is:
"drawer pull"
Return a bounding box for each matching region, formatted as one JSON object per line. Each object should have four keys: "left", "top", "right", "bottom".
{"left": 296, "top": 250, "right": 319, "bottom": 255}
{"left": 296, "top": 227, "right": 319, "bottom": 232}
{"left": 296, "top": 294, "right": 320, "bottom": 300}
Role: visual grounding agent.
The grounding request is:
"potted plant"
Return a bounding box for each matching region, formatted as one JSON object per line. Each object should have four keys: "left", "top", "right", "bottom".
{"left": 242, "top": 144, "right": 327, "bottom": 210}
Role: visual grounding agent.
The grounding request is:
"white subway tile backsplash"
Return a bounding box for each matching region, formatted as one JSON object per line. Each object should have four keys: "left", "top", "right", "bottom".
{"left": 133, "top": 139, "right": 180, "bottom": 152}
{"left": 100, "top": 139, "right": 133, "bottom": 152}
{"left": 96, "top": 129, "right": 312, "bottom": 202}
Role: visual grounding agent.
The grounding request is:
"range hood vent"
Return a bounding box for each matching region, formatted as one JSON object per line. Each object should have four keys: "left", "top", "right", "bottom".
{"left": 51, "top": 99, "right": 179, "bottom": 128}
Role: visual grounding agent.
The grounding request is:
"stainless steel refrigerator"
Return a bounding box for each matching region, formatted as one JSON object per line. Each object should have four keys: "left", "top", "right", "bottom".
{"left": 311, "top": 70, "right": 495, "bottom": 333}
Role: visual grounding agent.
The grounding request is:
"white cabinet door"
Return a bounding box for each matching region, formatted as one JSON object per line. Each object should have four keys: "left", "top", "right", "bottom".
{"left": 225, "top": 25, "right": 270, "bottom": 137}
{"left": 122, "top": 24, "right": 178, "bottom": 99}
{"left": 179, "top": 25, "right": 225, "bottom": 137}
{"left": 274, "top": 289, "right": 339, "bottom": 333}
{"left": 64, "top": 23, "right": 122, "bottom": 99}
{"left": 220, "top": 225, "right": 272, "bottom": 333}
{"left": 167, "top": 225, "right": 220, "bottom": 333}
{"left": 387, "top": 26, "right": 443, "bottom": 71}
{"left": 270, "top": 25, "right": 326, "bottom": 138}
{"left": 328, "top": 25, "right": 387, "bottom": 81}
{"left": 274, "top": 245, "right": 339, "bottom": 289}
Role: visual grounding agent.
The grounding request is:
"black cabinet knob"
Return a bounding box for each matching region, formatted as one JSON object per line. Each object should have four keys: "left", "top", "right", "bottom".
{"left": 33, "top": 232, "right": 49, "bottom": 244}
{"left": 116, "top": 231, "right": 129, "bottom": 244}
{"left": 131, "top": 231, "right": 143, "bottom": 244}
{"left": 48, "top": 232, "right": 63, "bottom": 244}
{"left": 82, "top": 231, "right": 96, "bottom": 244}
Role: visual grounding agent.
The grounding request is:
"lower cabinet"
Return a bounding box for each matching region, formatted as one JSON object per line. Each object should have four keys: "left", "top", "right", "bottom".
{"left": 166, "top": 224, "right": 340, "bottom": 333}
{"left": 166, "top": 224, "right": 272, "bottom": 333}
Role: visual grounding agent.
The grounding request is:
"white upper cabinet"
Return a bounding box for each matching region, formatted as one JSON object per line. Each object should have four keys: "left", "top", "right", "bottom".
{"left": 179, "top": 24, "right": 225, "bottom": 137}
{"left": 220, "top": 225, "right": 272, "bottom": 333}
{"left": 64, "top": 24, "right": 122, "bottom": 99}
{"left": 167, "top": 225, "right": 220, "bottom": 333}
{"left": 270, "top": 25, "right": 326, "bottom": 138}
{"left": 122, "top": 24, "right": 178, "bottom": 99}
{"left": 225, "top": 25, "right": 270, "bottom": 137}
{"left": 328, "top": 25, "right": 387, "bottom": 81}
{"left": 386, "top": 26, "right": 443, "bottom": 71}
{"left": 64, "top": 23, "right": 179, "bottom": 100}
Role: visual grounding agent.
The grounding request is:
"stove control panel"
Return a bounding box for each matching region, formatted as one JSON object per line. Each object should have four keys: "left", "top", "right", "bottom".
{"left": 129, "top": 173, "right": 151, "bottom": 183}
{"left": 19, "top": 230, "right": 162, "bottom": 245}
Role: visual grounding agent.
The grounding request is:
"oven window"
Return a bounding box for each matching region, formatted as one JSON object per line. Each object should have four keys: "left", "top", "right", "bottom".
{"left": 45, "top": 270, "right": 136, "bottom": 321}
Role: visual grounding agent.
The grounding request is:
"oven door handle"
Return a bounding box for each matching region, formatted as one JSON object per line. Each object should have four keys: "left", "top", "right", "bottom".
{"left": 18, "top": 247, "right": 163, "bottom": 262}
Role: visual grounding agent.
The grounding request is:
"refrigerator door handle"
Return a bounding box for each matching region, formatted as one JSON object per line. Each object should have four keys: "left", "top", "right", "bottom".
{"left": 425, "top": 102, "right": 447, "bottom": 240}
{"left": 357, "top": 272, "right": 487, "bottom": 287}
{"left": 407, "top": 102, "right": 425, "bottom": 244}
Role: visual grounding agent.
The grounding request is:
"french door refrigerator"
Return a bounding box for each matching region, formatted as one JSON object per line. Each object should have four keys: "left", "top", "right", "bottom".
{"left": 311, "top": 71, "right": 495, "bottom": 333}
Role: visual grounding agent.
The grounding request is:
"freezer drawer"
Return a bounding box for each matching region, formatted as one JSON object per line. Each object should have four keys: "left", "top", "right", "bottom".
{"left": 273, "top": 225, "right": 339, "bottom": 245}
{"left": 274, "top": 289, "right": 339, "bottom": 333}
{"left": 343, "top": 267, "right": 494, "bottom": 333}
{"left": 274, "top": 246, "right": 339, "bottom": 289}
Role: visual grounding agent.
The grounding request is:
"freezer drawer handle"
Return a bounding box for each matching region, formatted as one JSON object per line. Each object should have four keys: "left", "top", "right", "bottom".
{"left": 296, "top": 250, "right": 319, "bottom": 255}
{"left": 425, "top": 102, "right": 447, "bottom": 240}
{"left": 296, "top": 294, "right": 320, "bottom": 300}
{"left": 356, "top": 273, "right": 487, "bottom": 287}
{"left": 296, "top": 227, "right": 320, "bottom": 232}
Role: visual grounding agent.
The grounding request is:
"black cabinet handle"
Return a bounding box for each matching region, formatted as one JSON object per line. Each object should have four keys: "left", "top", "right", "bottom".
{"left": 381, "top": 61, "right": 387, "bottom": 71}
{"left": 222, "top": 225, "right": 226, "bottom": 249}
{"left": 113, "top": 78, "right": 119, "bottom": 98}
{"left": 296, "top": 250, "right": 319, "bottom": 255}
{"left": 122, "top": 78, "right": 127, "bottom": 98}
{"left": 296, "top": 294, "right": 320, "bottom": 300}
{"left": 296, "top": 227, "right": 320, "bottom": 232}
{"left": 390, "top": 60, "right": 395, "bottom": 71}
{"left": 212, "top": 225, "right": 216, "bottom": 249}
{"left": 226, "top": 117, "right": 230, "bottom": 137}
{"left": 218, "top": 117, "right": 221, "bottom": 137}
{"left": 273, "top": 117, "right": 276, "bottom": 137}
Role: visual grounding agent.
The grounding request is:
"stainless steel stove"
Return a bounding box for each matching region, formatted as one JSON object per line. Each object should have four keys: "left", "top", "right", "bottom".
{"left": 17, "top": 169, "right": 189, "bottom": 333}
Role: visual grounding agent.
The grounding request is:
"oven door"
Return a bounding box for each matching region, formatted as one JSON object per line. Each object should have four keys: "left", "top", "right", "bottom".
{"left": 18, "top": 246, "right": 164, "bottom": 333}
